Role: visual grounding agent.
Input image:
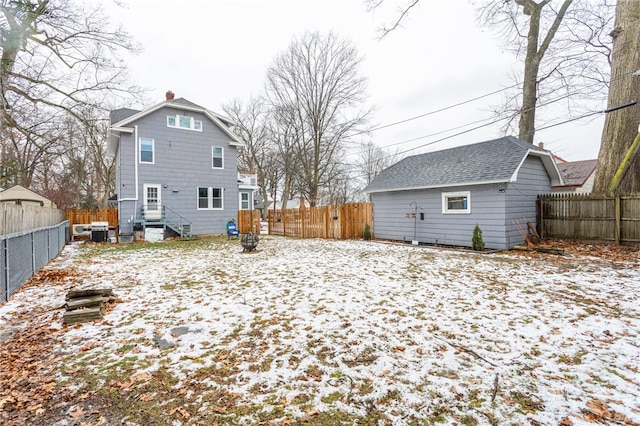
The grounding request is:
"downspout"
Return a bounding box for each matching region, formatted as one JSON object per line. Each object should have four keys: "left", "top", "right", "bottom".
{"left": 117, "top": 125, "right": 139, "bottom": 222}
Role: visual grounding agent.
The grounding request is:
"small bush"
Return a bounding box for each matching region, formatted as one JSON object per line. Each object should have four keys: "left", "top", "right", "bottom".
{"left": 363, "top": 223, "right": 371, "bottom": 240}
{"left": 472, "top": 224, "right": 484, "bottom": 251}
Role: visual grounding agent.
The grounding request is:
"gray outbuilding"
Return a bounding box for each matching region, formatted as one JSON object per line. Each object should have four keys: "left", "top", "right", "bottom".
{"left": 363, "top": 136, "right": 563, "bottom": 250}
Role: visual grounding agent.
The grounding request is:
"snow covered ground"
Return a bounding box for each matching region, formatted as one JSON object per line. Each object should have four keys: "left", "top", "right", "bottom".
{"left": 2, "top": 236, "right": 639, "bottom": 425}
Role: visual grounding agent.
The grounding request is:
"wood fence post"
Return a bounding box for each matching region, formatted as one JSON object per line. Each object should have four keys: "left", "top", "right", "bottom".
{"left": 324, "top": 206, "right": 329, "bottom": 239}
{"left": 301, "top": 207, "right": 305, "bottom": 238}
{"left": 341, "top": 204, "right": 347, "bottom": 239}
{"left": 537, "top": 196, "right": 544, "bottom": 240}
{"left": 615, "top": 195, "right": 621, "bottom": 245}
{"left": 284, "top": 210, "right": 288, "bottom": 237}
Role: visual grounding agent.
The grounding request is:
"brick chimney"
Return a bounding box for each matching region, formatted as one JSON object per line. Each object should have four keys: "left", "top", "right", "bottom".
{"left": 166, "top": 90, "right": 175, "bottom": 101}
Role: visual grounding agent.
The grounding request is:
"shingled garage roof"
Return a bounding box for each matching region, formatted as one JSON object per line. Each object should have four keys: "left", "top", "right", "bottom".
{"left": 364, "top": 136, "right": 561, "bottom": 193}
{"left": 555, "top": 159, "right": 597, "bottom": 188}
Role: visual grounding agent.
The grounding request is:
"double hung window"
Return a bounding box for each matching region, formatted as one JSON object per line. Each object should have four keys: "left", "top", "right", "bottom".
{"left": 140, "top": 138, "right": 154, "bottom": 163}
{"left": 212, "top": 147, "right": 223, "bottom": 169}
{"left": 197, "top": 187, "right": 223, "bottom": 210}
{"left": 240, "top": 192, "right": 250, "bottom": 210}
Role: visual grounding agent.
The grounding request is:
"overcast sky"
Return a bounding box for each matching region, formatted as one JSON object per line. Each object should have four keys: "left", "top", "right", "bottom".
{"left": 103, "top": 0, "right": 607, "bottom": 162}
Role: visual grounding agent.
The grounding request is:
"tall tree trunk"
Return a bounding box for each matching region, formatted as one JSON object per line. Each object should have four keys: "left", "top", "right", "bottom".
{"left": 516, "top": 0, "right": 574, "bottom": 144}
{"left": 593, "top": 0, "right": 640, "bottom": 194}
{"left": 518, "top": 1, "right": 544, "bottom": 144}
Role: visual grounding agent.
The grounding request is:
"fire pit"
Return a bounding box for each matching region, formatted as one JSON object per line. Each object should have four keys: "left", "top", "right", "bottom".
{"left": 241, "top": 232, "right": 259, "bottom": 252}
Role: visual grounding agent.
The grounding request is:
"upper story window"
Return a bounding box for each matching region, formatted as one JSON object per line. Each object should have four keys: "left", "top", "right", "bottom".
{"left": 212, "top": 146, "right": 223, "bottom": 169}
{"left": 167, "top": 114, "right": 202, "bottom": 132}
{"left": 140, "top": 138, "right": 154, "bottom": 163}
{"left": 442, "top": 191, "right": 471, "bottom": 214}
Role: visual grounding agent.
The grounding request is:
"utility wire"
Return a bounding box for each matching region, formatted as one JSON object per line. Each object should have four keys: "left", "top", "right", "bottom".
{"left": 355, "top": 68, "right": 638, "bottom": 142}
{"left": 342, "top": 89, "right": 583, "bottom": 151}
{"left": 338, "top": 69, "right": 640, "bottom": 169}
{"left": 358, "top": 84, "right": 519, "bottom": 135}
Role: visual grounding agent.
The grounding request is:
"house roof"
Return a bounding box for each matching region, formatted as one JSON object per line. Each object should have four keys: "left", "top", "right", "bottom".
{"left": 109, "top": 97, "right": 244, "bottom": 148}
{"left": 554, "top": 159, "right": 597, "bottom": 187}
{"left": 364, "top": 136, "right": 563, "bottom": 193}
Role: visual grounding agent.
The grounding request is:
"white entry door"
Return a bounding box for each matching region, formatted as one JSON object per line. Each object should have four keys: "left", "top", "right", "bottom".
{"left": 143, "top": 184, "right": 162, "bottom": 221}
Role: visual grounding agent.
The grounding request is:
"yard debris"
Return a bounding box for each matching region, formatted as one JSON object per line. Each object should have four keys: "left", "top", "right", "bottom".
{"left": 62, "top": 288, "right": 119, "bottom": 325}
{"left": 580, "top": 399, "right": 640, "bottom": 425}
{"left": 0, "top": 236, "right": 638, "bottom": 425}
{"left": 513, "top": 245, "right": 566, "bottom": 255}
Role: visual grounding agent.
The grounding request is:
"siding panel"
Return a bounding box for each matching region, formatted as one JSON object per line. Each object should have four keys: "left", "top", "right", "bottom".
{"left": 116, "top": 106, "right": 240, "bottom": 235}
{"left": 505, "top": 156, "right": 552, "bottom": 246}
{"left": 372, "top": 183, "right": 508, "bottom": 249}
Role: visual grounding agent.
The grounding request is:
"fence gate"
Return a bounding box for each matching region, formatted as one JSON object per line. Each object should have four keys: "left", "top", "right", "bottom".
{"left": 268, "top": 203, "right": 372, "bottom": 240}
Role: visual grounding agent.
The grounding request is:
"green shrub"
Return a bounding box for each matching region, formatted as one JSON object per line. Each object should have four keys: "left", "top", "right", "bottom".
{"left": 363, "top": 223, "right": 371, "bottom": 240}
{"left": 472, "top": 224, "right": 484, "bottom": 251}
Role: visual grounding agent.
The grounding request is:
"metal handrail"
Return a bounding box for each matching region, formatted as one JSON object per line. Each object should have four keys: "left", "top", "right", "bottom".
{"left": 162, "top": 205, "right": 192, "bottom": 238}
{"left": 140, "top": 205, "right": 192, "bottom": 238}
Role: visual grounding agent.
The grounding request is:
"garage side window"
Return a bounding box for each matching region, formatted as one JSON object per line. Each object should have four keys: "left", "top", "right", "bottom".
{"left": 442, "top": 191, "right": 470, "bottom": 214}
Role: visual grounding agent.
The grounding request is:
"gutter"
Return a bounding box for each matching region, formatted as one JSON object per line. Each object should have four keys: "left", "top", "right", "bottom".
{"left": 117, "top": 125, "right": 139, "bottom": 223}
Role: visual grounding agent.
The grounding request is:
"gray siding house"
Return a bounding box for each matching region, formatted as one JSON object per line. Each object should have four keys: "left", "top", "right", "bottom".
{"left": 109, "top": 91, "right": 246, "bottom": 238}
{"left": 364, "top": 136, "right": 563, "bottom": 250}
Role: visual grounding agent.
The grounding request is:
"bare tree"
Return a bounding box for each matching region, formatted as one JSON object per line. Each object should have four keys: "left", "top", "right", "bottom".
{"left": 479, "top": 0, "right": 613, "bottom": 143}
{"left": 267, "top": 104, "right": 301, "bottom": 211}
{"left": 356, "top": 140, "right": 399, "bottom": 187}
{"left": 1, "top": 0, "right": 141, "bottom": 201}
{"left": 366, "top": 1, "right": 614, "bottom": 144}
{"left": 592, "top": 0, "right": 640, "bottom": 194}
{"left": 224, "top": 96, "right": 277, "bottom": 219}
{"left": 265, "top": 31, "right": 372, "bottom": 206}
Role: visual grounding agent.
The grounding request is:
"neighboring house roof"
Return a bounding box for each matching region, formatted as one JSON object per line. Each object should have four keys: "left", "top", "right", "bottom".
{"left": 109, "top": 96, "right": 244, "bottom": 151}
{"left": 265, "top": 197, "right": 306, "bottom": 210}
{"left": 109, "top": 108, "right": 139, "bottom": 124}
{"left": 364, "top": 136, "right": 563, "bottom": 193}
{"left": 553, "top": 159, "right": 597, "bottom": 188}
{"left": 0, "top": 184, "right": 57, "bottom": 208}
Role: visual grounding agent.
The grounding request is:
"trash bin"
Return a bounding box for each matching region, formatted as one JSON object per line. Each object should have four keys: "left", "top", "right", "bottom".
{"left": 91, "top": 221, "right": 109, "bottom": 242}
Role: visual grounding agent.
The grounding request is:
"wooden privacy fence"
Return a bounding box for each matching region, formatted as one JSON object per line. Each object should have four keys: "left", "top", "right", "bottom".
{"left": 66, "top": 209, "right": 119, "bottom": 239}
{"left": 268, "top": 202, "right": 372, "bottom": 239}
{"left": 538, "top": 194, "right": 640, "bottom": 244}
{"left": 1, "top": 204, "right": 66, "bottom": 235}
{"left": 238, "top": 210, "right": 262, "bottom": 234}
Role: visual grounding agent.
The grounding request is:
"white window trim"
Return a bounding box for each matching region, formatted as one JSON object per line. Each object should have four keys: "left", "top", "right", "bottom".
{"left": 139, "top": 137, "right": 155, "bottom": 164}
{"left": 167, "top": 114, "right": 202, "bottom": 132}
{"left": 442, "top": 191, "right": 471, "bottom": 214}
{"left": 212, "top": 146, "right": 224, "bottom": 169}
{"left": 143, "top": 184, "right": 162, "bottom": 219}
{"left": 197, "top": 186, "right": 224, "bottom": 210}
{"left": 239, "top": 192, "right": 250, "bottom": 210}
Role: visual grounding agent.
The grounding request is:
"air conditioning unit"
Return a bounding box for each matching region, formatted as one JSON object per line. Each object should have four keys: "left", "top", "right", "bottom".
{"left": 72, "top": 224, "right": 92, "bottom": 237}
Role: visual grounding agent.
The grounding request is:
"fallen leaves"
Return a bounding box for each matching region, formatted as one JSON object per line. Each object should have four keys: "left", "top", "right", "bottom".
{"left": 1, "top": 236, "right": 639, "bottom": 425}
{"left": 0, "top": 267, "right": 94, "bottom": 424}
{"left": 581, "top": 399, "right": 640, "bottom": 425}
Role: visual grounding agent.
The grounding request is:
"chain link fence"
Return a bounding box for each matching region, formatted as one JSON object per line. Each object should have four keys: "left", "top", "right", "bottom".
{"left": 1, "top": 221, "right": 69, "bottom": 302}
